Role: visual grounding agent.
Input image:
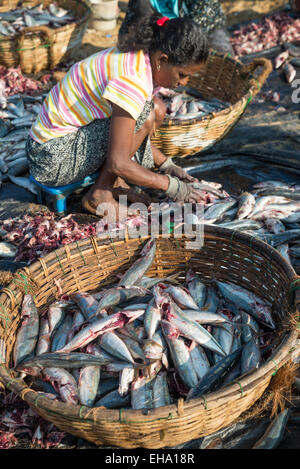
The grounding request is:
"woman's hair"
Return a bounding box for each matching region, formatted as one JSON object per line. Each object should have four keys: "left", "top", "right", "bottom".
{"left": 118, "top": 13, "right": 209, "bottom": 66}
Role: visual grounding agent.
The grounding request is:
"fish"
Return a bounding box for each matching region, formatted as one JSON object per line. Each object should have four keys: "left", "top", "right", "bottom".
{"left": 216, "top": 281, "right": 275, "bottom": 329}
{"left": 0, "top": 241, "right": 17, "bottom": 258}
{"left": 7, "top": 175, "right": 38, "bottom": 195}
{"left": 50, "top": 314, "right": 73, "bottom": 352}
{"left": 152, "top": 372, "right": 173, "bottom": 408}
{"left": 118, "top": 367, "right": 135, "bottom": 396}
{"left": 240, "top": 337, "right": 261, "bottom": 375}
{"left": 98, "top": 332, "right": 135, "bottom": 364}
{"left": 48, "top": 300, "right": 69, "bottom": 337}
{"left": 78, "top": 365, "right": 101, "bottom": 406}
{"left": 161, "top": 320, "right": 199, "bottom": 389}
{"left": 144, "top": 298, "right": 161, "bottom": 340}
{"left": 283, "top": 42, "right": 300, "bottom": 58}
{"left": 118, "top": 238, "right": 156, "bottom": 287}
{"left": 56, "top": 309, "right": 145, "bottom": 353}
{"left": 237, "top": 192, "right": 256, "bottom": 220}
{"left": 274, "top": 50, "right": 289, "bottom": 69}
{"left": 213, "top": 314, "right": 234, "bottom": 363}
{"left": 189, "top": 342, "right": 211, "bottom": 381}
{"left": 36, "top": 318, "right": 50, "bottom": 355}
{"left": 283, "top": 63, "right": 297, "bottom": 83}
{"left": 164, "top": 284, "right": 200, "bottom": 310}
{"left": 15, "top": 351, "right": 115, "bottom": 371}
{"left": 252, "top": 409, "right": 291, "bottom": 449}
{"left": 185, "top": 269, "right": 207, "bottom": 308}
{"left": 187, "top": 347, "right": 243, "bottom": 401}
{"left": 264, "top": 218, "right": 286, "bottom": 234}
{"left": 13, "top": 294, "right": 40, "bottom": 366}
{"left": 43, "top": 367, "right": 78, "bottom": 405}
{"left": 204, "top": 199, "right": 238, "bottom": 221}
{"left": 92, "top": 286, "right": 150, "bottom": 319}
{"left": 165, "top": 305, "right": 226, "bottom": 357}
{"left": 71, "top": 292, "right": 99, "bottom": 320}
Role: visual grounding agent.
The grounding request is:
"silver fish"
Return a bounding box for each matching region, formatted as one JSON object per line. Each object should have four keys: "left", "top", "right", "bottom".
{"left": 36, "top": 317, "right": 50, "bottom": 355}
{"left": 14, "top": 294, "right": 39, "bottom": 366}
{"left": 162, "top": 320, "right": 199, "bottom": 389}
{"left": 237, "top": 192, "right": 256, "bottom": 220}
{"left": 78, "top": 365, "right": 101, "bottom": 406}
{"left": 43, "top": 367, "right": 78, "bottom": 405}
{"left": 185, "top": 269, "right": 207, "bottom": 308}
{"left": 57, "top": 310, "right": 145, "bottom": 353}
{"left": 98, "top": 332, "right": 135, "bottom": 364}
{"left": 95, "top": 388, "right": 131, "bottom": 409}
{"left": 118, "top": 238, "right": 156, "bottom": 287}
{"left": 7, "top": 175, "right": 38, "bottom": 195}
{"left": 144, "top": 298, "right": 161, "bottom": 339}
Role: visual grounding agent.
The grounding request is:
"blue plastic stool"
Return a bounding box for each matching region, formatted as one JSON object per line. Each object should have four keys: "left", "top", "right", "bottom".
{"left": 29, "top": 172, "right": 99, "bottom": 215}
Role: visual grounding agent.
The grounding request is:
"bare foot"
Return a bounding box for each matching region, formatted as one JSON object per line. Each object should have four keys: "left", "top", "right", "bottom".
{"left": 82, "top": 188, "right": 121, "bottom": 221}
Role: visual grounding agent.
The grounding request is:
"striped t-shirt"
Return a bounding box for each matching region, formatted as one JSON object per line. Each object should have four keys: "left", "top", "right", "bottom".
{"left": 30, "top": 47, "right": 153, "bottom": 144}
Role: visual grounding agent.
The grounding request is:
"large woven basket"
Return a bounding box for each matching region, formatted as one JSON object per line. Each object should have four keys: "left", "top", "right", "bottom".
{"left": 0, "top": 227, "right": 298, "bottom": 449}
{"left": 151, "top": 52, "right": 273, "bottom": 158}
{"left": 0, "top": 0, "right": 90, "bottom": 73}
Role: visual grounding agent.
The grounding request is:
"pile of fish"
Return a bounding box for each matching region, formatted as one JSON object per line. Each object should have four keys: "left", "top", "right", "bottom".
{"left": 0, "top": 93, "right": 46, "bottom": 189}
{"left": 0, "top": 210, "right": 149, "bottom": 264}
{"left": 230, "top": 12, "right": 300, "bottom": 57}
{"left": 8, "top": 237, "right": 277, "bottom": 411}
{"left": 274, "top": 42, "right": 300, "bottom": 84}
{"left": 156, "top": 87, "right": 230, "bottom": 121}
{"left": 146, "top": 178, "right": 300, "bottom": 276}
{"left": 0, "top": 3, "right": 76, "bottom": 37}
{"left": 0, "top": 66, "right": 51, "bottom": 102}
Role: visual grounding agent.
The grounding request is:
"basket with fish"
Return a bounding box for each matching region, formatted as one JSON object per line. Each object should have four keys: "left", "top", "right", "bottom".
{"left": 0, "top": 227, "right": 298, "bottom": 448}
{"left": 0, "top": 0, "right": 90, "bottom": 74}
{"left": 151, "top": 52, "right": 272, "bottom": 158}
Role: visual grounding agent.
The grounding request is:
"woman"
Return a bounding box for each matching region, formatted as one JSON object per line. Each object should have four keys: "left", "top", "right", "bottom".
{"left": 119, "top": 0, "right": 234, "bottom": 54}
{"left": 26, "top": 14, "right": 209, "bottom": 217}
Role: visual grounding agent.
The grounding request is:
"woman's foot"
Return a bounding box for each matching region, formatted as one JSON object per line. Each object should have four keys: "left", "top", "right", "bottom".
{"left": 82, "top": 188, "right": 121, "bottom": 221}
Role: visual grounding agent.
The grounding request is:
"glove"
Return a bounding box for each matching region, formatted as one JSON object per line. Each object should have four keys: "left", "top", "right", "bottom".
{"left": 159, "top": 158, "right": 198, "bottom": 183}
{"left": 165, "top": 175, "right": 205, "bottom": 203}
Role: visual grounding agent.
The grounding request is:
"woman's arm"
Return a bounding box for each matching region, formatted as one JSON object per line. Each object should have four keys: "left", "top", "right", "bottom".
{"left": 105, "top": 103, "right": 169, "bottom": 191}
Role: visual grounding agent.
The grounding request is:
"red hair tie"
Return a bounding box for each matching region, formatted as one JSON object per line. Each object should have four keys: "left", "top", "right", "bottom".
{"left": 156, "top": 16, "right": 169, "bottom": 26}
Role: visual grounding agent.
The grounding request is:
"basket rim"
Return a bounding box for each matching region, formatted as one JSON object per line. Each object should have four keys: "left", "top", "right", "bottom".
{"left": 156, "top": 53, "right": 271, "bottom": 129}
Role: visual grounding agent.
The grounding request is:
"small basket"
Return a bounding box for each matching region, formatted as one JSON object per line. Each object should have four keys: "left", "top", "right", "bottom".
{"left": 0, "top": 227, "right": 298, "bottom": 449}
{"left": 151, "top": 52, "right": 273, "bottom": 158}
{"left": 0, "top": 0, "right": 90, "bottom": 74}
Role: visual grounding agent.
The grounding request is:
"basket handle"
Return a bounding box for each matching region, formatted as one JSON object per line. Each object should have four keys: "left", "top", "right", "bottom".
{"left": 17, "top": 25, "right": 55, "bottom": 71}
{"left": 240, "top": 58, "right": 273, "bottom": 97}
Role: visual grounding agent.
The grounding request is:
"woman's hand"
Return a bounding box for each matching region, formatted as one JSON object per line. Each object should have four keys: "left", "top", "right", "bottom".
{"left": 159, "top": 158, "right": 198, "bottom": 183}
{"left": 166, "top": 176, "right": 205, "bottom": 203}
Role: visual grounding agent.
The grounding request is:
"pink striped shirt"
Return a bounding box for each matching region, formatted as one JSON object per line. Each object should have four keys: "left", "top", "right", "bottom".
{"left": 30, "top": 48, "right": 153, "bottom": 144}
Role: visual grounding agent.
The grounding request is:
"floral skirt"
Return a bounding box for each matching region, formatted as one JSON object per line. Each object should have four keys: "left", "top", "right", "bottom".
{"left": 26, "top": 101, "right": 154, "bottom": 187}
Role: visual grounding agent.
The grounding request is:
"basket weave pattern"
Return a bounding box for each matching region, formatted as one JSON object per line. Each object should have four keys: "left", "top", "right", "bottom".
{"left": 0, "top": 0, "right": 90, "bottom": 73}
{"left": 151, "top": 54, "right": 273, "bottom": 158}
{"left": 0, "top": 227, "right": 298, "bottom": 448}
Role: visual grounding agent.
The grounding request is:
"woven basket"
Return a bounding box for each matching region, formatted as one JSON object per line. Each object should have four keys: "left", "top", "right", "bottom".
{"left": 151, "top": 52, "right": 273, "bottom": 158}
{"left": 0, "top": 227, "right": 298, "bottom": 449}
{"left": 0, "top": 0, "right": 90, "bottom": 73}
